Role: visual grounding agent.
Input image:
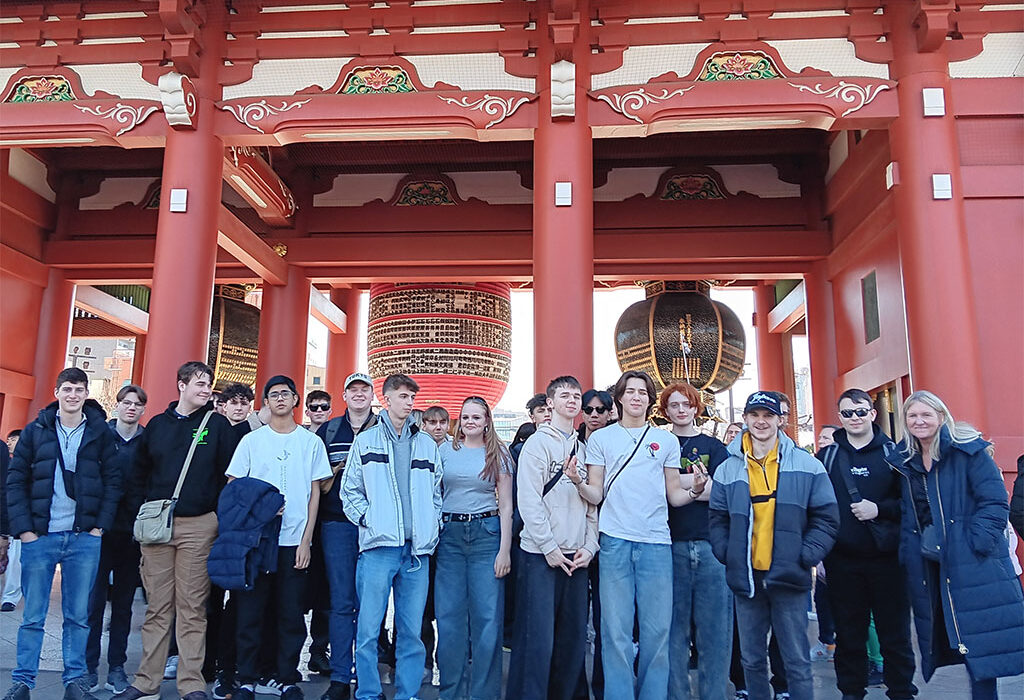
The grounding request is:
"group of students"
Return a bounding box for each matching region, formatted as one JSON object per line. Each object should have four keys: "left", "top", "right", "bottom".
{"left": 1, "top": 361, "right": 1022, "bottom": 700}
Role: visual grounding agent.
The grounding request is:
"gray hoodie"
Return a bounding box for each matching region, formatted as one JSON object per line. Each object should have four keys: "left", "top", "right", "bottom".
{"left": 516, "top": 423, "right": 599, "bottom": 557}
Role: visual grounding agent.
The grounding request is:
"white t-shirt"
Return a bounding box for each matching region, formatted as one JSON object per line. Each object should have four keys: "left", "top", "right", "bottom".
{"left": 226, "top": 425, "right": 332, "bottom": 546}
{"left": 586, "top": 423, "right": 680, "bottom": 545}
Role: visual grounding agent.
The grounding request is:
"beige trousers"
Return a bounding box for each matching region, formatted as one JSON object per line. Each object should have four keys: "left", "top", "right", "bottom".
{"left": 135, "top": 511, "right": 218, "bottom": 695}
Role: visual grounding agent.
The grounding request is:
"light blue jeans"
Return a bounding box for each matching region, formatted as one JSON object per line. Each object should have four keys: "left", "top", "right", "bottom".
{"left": 13, "top": 532, "right": 102, "bottom": 688}
{"left": 434, "top": 516, "right": 504, "bottom": 700}
{"left": 668, "top": 539, "right": 733, "bottom": 700}
{"left": 354, "top": 543, "right": 430, "bottom": 700}
{"left": 598, "top": 534, "right": 672, "bottom": 700}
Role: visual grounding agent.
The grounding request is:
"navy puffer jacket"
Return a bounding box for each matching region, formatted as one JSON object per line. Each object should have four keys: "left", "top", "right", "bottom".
{"left": 207, "top": 476, "right": 284, "bottom": 591}
{"left": 887, "top": 427, "right": 1024, "bottom": 681}
{"left": 7, "top": 400, "right": 124, "bottom": 536}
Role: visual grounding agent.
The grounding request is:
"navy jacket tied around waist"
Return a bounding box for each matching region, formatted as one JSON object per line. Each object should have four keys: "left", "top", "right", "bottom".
{"left": 207, "top": 476, "right": 284, "bottom": 591}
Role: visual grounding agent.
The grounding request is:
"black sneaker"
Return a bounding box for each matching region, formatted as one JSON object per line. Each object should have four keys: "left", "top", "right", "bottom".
{"left": 212, "top": 674, "right": 239, "bottom": 700}
{"left": 2, "top": 683, "right": 29, "bottom": 700}
{"left": 63, "top": 682, "right": 97, "bottom": 700}
{"left": 319, "top": 682, "right": 351, "bottom": 700}
{"left": 234, "top": 687, "right": 256, "bottom": 700}
{"left": 307, "top": 650, "right": 331, "bottom": 675}
{"left": 280, "top": 686, "right": 303, "bottom": 700}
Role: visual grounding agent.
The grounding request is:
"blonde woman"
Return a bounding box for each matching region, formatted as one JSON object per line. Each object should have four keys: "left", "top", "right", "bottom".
{"left": 886, "top": 390, "right": 1023, "bottom": 699}
{"left": 434, "top": 397, "right": 513, "bottom": 700}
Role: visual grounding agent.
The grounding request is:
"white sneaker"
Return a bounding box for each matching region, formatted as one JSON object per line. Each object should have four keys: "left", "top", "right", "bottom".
{"left": 809, "top": 640, "right": 836, "bottom": 661}
{"left": 163, "top": 655, "right": 179, "bottom": 680}
{"left": 255, "top": 678, "right": 284, "bottom": 696}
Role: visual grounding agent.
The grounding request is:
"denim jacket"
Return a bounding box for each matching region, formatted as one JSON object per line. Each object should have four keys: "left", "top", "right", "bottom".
{"left": 340, "top": 412, "right": 443, "bottom": 556}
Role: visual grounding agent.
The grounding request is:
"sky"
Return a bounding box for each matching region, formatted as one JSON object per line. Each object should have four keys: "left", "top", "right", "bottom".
{"left": 308, "top": 285, "right": 767, "bottom": 419}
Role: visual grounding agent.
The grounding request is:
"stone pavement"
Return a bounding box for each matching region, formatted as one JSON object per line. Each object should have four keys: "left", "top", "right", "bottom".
{"left": 1, "top": 576, "right": 1021, "bottom": 699}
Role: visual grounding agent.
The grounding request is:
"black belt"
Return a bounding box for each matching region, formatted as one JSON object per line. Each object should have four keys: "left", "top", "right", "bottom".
{"left": 442, "top": 509, "right": 499, "bottom": 523}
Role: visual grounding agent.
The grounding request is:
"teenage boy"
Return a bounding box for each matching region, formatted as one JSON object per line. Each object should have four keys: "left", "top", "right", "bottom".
{"left": 305, "top": 390, "right": 333, "bottom": 430}
{"left": 227, "top": 376, "right": 332, "bottom": 700}
{"left": 658, "top": 382, "right": 731, "bottom": 700}
{"left": 315, "top": 373, "right": 379, "bottom": 700}
{"left": 5, "top": 367, "right": 123, "bottom": 700}
{"left": 121, "top": 361, "right": 239, "bottom": 700}
{"left": 818, "top": 389, "right": 916, "bottom": 700}
{"left": 85, "top": 384, "right": 148, "bottom": 695}
{"left": 2, "top": 430, "right": 24, "bottom": 613}
{"left": 581, "top": 371, "right": 689, "bottom": 700}
{"left": 709, "top": 391, "right": 838, "bottom": 700}
{"left": 507, "top": 376, "right": 599, "bottom": 700}
{"left": 341, "top": 374, "right": 443, "bottom": 700}
{"left": 421, "top": 406, "right": 450, "bottom": 445}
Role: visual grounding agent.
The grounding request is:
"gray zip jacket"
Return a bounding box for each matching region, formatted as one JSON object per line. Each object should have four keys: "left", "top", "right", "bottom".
{"left": 340, "top": 411, "right": 443, "bottom": 555}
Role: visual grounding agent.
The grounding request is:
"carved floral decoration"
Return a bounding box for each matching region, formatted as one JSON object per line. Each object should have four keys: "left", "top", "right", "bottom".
{"left": 395, "top": 181, "right": 456, "bottom": 206}
{"left": 437, "top": 94, "right": 531, "bottom": 128}
{"left": 787, "top": 81, "right": 891, "bottom": 117}
{"left": 340, "top": 66, "right": 416, "bottom": 94}
{"left": 5, "top": 75, "right": 77, "bottom": 102}
{"left": 221, "top": 99, "right": 311, "bottom": 134}
{"left": 661, "top": 174, "right": 728, "bottom": 200}
{"left": 594, "top": 86, "right": 694, "bottom": 124}
{"left": 72, "top": 103, "right": 160, "bottom": 136}
{"left": 697, "top": 52, "right": 783, "bottom": 81}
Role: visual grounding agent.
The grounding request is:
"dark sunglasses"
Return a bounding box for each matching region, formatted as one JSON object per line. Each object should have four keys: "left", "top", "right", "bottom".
{"left": 308, "top": 404, "right": 331, "bottom": 412}
{"left": 582, "top": 406, "right": 608, "bottom": 415}
{"left": 840, "top": 408, "right": 872, "bottom": 418}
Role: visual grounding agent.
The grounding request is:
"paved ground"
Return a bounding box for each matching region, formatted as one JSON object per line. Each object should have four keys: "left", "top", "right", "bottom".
{"left": 1, "top": 574, "right": 1021, "bottom": 699}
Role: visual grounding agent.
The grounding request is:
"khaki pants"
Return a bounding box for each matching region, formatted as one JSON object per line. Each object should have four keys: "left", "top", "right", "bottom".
{"left": 135, "top": 512, "right": 218, "bottom": 695}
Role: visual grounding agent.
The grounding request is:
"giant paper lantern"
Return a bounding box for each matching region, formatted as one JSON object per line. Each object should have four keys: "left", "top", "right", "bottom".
{"left": 615, "top": 281, "right": 745, "bottom": 392}
{"left": 207, "top": 284, "right": 260, "bottom": 391}
{"left": 367, "top": 282, "right": 511, "bottom": 414}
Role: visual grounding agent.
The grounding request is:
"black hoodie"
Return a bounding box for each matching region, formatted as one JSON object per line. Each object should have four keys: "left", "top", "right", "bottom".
{"left": 817, "top": 425, "right": 901, "bottom": 557}
{"left": 130, "top": 401, "right": 240, "bottom": 518}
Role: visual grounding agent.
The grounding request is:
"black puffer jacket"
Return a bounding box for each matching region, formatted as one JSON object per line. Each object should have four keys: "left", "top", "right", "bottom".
{"left": 7, "top": 400, "right": 124, "bottom": 536}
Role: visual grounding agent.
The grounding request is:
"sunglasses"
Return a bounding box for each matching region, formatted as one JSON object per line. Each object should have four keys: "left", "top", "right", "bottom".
{"left": 308, "top": 404, "right": 331, "bottom": 412}
{"left": 840, "top": 408, "right": 872, "bottom": 418}
{"left": 582, "top": 406, "right": 608, "bottom": 415}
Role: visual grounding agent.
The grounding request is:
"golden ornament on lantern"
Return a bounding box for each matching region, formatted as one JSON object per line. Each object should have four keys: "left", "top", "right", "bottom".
{"left": 615, "top": 281, "right": 746, "bottom": 393}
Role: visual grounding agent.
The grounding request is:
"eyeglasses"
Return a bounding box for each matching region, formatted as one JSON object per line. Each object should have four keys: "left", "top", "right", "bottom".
{"left": 267, "top": 390, "right": 294, "bottom": 400}
{"left": 308, "top": 404, "right": 330, "bottom": 412}
{"left": 840, "top": 408, "right": 872, "bottom": 418}
{"left": 119, "top": 400, "right": 145, "bottom": 408}
{"left": 582, "top": 406, "right": 608, "bottom": 415}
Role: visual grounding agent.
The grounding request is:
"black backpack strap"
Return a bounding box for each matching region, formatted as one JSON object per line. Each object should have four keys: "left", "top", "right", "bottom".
{"left": 604, "top": 425, "right": 651, "bottom": 499}
{"left": 541, "top": 469, "right": 563, "bottom": 497}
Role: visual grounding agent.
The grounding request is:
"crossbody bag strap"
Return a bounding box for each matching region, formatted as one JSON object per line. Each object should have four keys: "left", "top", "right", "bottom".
{"left": 604, "top": 424, "right": 651, "bottom": 498}
{"left": 172, "top": 410, "right": 213, "bottom": 500}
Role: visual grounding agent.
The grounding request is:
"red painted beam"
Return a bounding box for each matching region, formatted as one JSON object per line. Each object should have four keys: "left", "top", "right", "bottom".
{"left": 217, "top": 205, "right": 289, "bottom": 285}
{"left": 222, "top": 146, "right": 296, "bottom": 227}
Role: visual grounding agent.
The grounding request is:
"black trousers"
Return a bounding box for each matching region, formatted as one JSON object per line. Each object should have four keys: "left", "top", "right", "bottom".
{"left": 825, "top": 552, "right": 917, "bottom": 699}
{"left": 236, "top": 546, "right": 309, "bottom": 686}
{"left": 204, "top": 584, "right": 237, "bottom": 680}
{"left": 86, "top": 532, "right": 141, "bottom": 672}
{"left": 507, "top": 551, "right": 589, "bottom": 700}
{"left": 307, "top": 522, "right": 331, "bottom": 656}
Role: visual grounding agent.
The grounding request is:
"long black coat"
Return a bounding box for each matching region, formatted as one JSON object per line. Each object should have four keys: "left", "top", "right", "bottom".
{"left": 888, "top": 427, "right": 1024, "bottom": 681}
{"left": 7, "top": 400, "right": 124, "bottom": 536}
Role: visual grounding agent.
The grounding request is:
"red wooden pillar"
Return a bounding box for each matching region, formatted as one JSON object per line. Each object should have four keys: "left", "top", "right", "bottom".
{"left": 257, "top": 265, "right": 310, "bottom": 416}
{"left": 327, "top": 287, "right": 362, "bottom": 408}
{"left": 30, "top": 268, "right": 75, "bottom": 411}
{"left": 532, "top": 5, "right": 593, "bottom": 391}
{"left": 886, "top": 2, "right": 986, "bottom": 427}
{"left": 141, "top": 63, "right": 224, "bottom": 410}
{"left": 805, "top": 262, "right": 840, "bottom": 436}
{"left": 131, "top": 334, "right": 146, "bottom": 387}
{"left": 753, "top": 282, "right": 786, "bottom": 396}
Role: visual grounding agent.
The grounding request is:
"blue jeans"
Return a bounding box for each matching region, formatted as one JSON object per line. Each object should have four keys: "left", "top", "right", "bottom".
{"left": 13, "top": 532, "right": 102, "bottom": 688}
{"left": 669, "top": 539, "right": 733, "bottom": 700}
{"left": 354, "top": 544, "right": 429, "bottom": 700}
{"left": 598, "top": 534, "right": 672, "bottom": 700}
{"left": 734, "top": 572, "right": 814, "bottom": 700}
{"left": 434, "top": 516, "right": 503, "bottom": 700}
{"left": 322, "top": 520, "right": 360, "bottom": 684}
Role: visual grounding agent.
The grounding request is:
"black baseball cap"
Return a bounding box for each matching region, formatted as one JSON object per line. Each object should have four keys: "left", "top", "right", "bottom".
{"left": 263, "top": 375, "right": 298, "bottom": 399}
{"left": 744, "top": 391, "right": 782, "bottom": 416}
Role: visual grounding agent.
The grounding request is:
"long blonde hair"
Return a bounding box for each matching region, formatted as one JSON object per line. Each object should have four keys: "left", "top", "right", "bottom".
{"left": 453, "top": 396, "right": 511, "bottom": 483}
{"left": 900, "top": 390, "right": 992, "bottom": 460}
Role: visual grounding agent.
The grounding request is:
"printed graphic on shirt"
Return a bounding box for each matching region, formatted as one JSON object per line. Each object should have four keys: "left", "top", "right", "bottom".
{"left": 680, "top": 446, "right": 711, "bottom": 473}
{"left": 192, "top": 427, "right": 209, "bottom": 445}
{"left": 850, "top": 465, "right": 870, "bottom": 478}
